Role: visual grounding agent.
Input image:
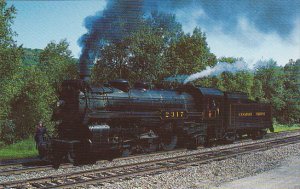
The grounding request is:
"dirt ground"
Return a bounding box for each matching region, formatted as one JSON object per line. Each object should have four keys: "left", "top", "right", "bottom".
{"left": 217, "top": 155, "right": 300, "bottom": 189}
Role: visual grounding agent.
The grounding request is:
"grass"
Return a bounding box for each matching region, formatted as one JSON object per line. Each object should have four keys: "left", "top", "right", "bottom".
{"left": 272, "top": 123, "right": 300, "bottom": 133}
{"left": 0, "top": 137, "right": 38, "bottom": 160}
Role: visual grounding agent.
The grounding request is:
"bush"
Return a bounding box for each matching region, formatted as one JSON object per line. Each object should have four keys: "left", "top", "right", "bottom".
{"left": 0, "top": 120, "right": 16, "bottom": 144}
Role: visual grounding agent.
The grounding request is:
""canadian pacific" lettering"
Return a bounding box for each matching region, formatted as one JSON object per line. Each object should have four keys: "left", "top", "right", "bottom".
{"left": 238, "top": 112, "right": 266, "bottom": 117}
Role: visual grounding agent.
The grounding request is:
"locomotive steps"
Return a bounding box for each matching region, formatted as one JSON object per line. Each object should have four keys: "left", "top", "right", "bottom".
{"left": 1, "top": 131, "right": 300, "bottom": 189}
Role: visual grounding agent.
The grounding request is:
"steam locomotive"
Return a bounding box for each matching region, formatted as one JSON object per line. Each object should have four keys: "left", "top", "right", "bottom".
{"left": 40, "top": 78, "right": 273, "bottom": 165}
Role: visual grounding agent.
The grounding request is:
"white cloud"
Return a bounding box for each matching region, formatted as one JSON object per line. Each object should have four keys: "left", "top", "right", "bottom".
{"left": 178, "top": 8, "right": 300, "bottom": 67}
{"left": 208, "top": 17, "right": 300, "bottom": 66}
{"left": 175, "top": 6, "right": 207, "bottom": 34}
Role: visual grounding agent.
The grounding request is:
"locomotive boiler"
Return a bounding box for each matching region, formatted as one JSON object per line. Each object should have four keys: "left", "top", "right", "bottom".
{"left": 42, "top": 78, "right": 273, "bottom": 165}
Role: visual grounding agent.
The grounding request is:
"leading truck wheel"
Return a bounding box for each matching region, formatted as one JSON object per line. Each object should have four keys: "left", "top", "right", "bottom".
{"left": 67, "top": 151, "right": 87, "bottom": 165}
{"left": 67, "top": 152, "right": 76, "bottom": 164}
{"left": 37, "top": 144, "right": 46, "bottom": 158}
{"left": 52, "top": 151, "right": 64, "bottom": 169}
{"left": 67, "top": 141, "right": 91, "bottom": 165}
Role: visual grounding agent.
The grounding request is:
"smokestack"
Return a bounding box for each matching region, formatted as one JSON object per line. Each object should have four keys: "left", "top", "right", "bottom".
{"left": 79, "top": 59, "right": 92, "bottom": 81}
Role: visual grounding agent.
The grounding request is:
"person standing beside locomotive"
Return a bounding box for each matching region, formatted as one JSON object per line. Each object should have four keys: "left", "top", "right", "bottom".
{"left": 34, "top": 121, "right": 48, "bottom": 157}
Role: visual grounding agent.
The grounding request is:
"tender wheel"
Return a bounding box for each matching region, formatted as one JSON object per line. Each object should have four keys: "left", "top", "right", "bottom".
{"left": 187, "top": 139, "right": 197, "bottom": 150}
{"left": 251, "top": 130, "right": 265, "bottom": 140}
{"left": 187, "top": 135, "right": 206, "bottom": 150}
{"left": 204, "top": 136, "right": 212, "bottom": 147}
{"left": 225, "top": 132, "right": 236, "bottom": 144}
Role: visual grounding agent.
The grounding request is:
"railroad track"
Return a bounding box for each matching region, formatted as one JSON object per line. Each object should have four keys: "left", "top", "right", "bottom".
{"left": 0, "top": 147, "right": 189, "bottom": 177}
{"left": 1, "top": 133, "right": 300, "bottom": 189}
{"left": 0, "top": 129, "right": 298, "bottom": 176}
{"left": 0, "top": 162, "right": 74, "bottom": 177}
{"left": 1, "top": 129, "right": 297, "bottom": 176}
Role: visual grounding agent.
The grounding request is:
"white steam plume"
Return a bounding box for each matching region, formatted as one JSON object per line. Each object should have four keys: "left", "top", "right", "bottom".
{"left": 184, "top": 61, "right": 248, "bottom": 84}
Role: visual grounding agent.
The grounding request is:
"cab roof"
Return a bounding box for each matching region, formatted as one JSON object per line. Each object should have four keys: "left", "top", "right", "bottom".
{"left": 198, "top": 87, "right": 224, "bottom": 97}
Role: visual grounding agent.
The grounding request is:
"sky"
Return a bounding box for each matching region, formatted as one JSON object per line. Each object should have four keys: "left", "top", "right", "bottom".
{"left": 8, "top": 1, "right": 106, "bottom": 58}
{"left": 8, "top": 0, "right": 300, "bottom": 67}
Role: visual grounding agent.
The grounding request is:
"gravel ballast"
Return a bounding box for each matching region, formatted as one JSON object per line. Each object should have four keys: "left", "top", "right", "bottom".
{"left": 97, "top": 143, "right": 300, "bottom": 189}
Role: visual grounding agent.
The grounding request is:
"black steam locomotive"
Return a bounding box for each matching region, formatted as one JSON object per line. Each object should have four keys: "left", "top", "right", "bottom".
{"left": 40, "top": 78, "right": 273, "bottom": 165}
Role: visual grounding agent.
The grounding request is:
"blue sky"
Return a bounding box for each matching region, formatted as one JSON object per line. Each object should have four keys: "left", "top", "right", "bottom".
{"left": 7, "top": 0, "right": 300, "bottom": 66}
{"left": 8, "top": 0, "right": 107, "bottom": 57}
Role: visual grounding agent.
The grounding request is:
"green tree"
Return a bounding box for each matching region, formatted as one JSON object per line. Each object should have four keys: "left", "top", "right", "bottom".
{"left": 194, "top": 76, "right": 219, "bottom": 88}
{"left": 146, "top": 11, "right": 183, "bottom": 44}
{"left": 92, "top": 14, "right": 216, "bottom": 84}
{"left": 218, "top": 57, "right": 243, "bottom": 64}
{"left": 39, "top": 39, "right": 78, "bottom": 92}
{"left": 282, "top": 59, "right": 300, "bottom": 123}
{"left": 92, "top": 12, "right": 185, "bottom": 84}
{"left": 0, "top": 1, "right": 23, "bottom": 134}
{"left": 165, "top": 28, "right": 216, "bottom": 76}
{"left": 8, "top": 40, "right": 78, "bottom": 142}
{"left": 217, "top": 71, "right": 253, "bottom": 95}
{"left": 251, "top": 79, "right": 265, "bottom": 101}
{"left": 194, "top": 58, "right": 253, "bottom": 96}
{"left": 0, "top": 0, "right": 16, "bottom": 46}
{"left": 0, "top": 2, "right": 78, "bottom": 144}
{"left": 93, "top": 25, "right": 166, "bottom": 84}
{"left": 127, "top": 25, "right": 166, "bottom": 82}
{"left": 284, "top": 59, "right": 300, "bottom": 92}
{"left": 21, "top": 48, "right": 42, "bottom": 66}
{"left": 254, "top": 59, "right": 286, "bottom": 122}
{"left": 92, "top": 41, "right": 130, "bottom": 83}
{"left": 10, "top": 67, "right": 56, "bottom": 139}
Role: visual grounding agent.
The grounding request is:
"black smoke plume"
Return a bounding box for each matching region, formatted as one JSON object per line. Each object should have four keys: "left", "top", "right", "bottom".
{"left": 78, "top": 0, "right": 299, "bottom": 80}
{"left": 78, "top": 0, "right": 144, "bottom": 80}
